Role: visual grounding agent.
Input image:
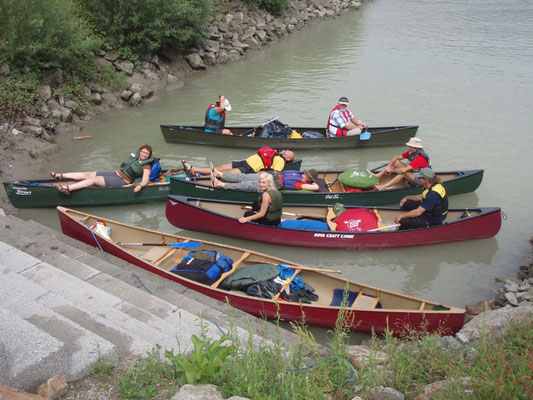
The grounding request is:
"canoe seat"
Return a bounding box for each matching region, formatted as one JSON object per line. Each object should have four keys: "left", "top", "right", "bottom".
{"left": 352, "top": 293, "right": 380, "bottom": 309}
{"left": 141, "top": 246, "right": 172, "bottom": 264}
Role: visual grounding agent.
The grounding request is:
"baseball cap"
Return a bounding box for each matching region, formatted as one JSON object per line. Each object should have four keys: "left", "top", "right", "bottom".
{"left": 338, "top": 97, "right": 349, "bottom": 105}
{"left": 415, "top": 168, "right": 435, "bottom": 179}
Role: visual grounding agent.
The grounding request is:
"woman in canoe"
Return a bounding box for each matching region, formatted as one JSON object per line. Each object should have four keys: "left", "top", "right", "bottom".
{"left": 51, "top": 145, "right": 154, "bottom": 195}
{"left": 239, "top": 172, "right": 282, "bottom": 226}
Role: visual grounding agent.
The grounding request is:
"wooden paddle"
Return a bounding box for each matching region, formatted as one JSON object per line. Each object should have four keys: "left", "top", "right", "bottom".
{"left": 240, "top": 204, "right": 324, "bottom": 220}
{"left": 367, "top": 224, "right": 400, "bottom": 232}
{"left": 289, "top": 263, "right": 342, "bottom": 274}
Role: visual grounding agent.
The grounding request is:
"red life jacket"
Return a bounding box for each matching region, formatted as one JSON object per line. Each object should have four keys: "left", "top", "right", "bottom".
{"left": 327, "top": 105, "right": 351, "bottom": 136}
{"left": 257, "top": 147, "right": 278, "bottom": 168}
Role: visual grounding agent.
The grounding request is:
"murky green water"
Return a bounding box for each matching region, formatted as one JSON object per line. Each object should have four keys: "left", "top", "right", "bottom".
{"left": 19, "top": 0, "right": 533, "bottom": 331}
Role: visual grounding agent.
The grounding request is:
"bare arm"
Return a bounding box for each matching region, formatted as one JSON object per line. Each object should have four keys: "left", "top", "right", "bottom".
{"left": 214, "top": 95, "right": 226, "bottom": 115}
{"left": 239, "top": 192, "right": 270, "bottom": 223}
{"left": 399, "top": 194, "right": 423, "bottom": 207}
{"left": 133, "top": 165, "right": 151, "bottom": 192}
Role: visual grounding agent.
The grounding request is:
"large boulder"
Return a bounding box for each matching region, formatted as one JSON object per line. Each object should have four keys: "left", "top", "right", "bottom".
{"left": 116, "top": 60, "right": 134, "bottom": 75}
{"left": 42, "top": 68, "right": 63, "bottom": 87}
{"left": 185, "top": 53, "right": 206, "bottom": 70}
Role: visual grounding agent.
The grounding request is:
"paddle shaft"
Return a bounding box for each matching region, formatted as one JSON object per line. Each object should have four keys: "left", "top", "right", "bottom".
{"left": 116, "top": 242, "right": 202, "bottom": 248}
{"left": 367, "top": 224, "right": 400, "bottom": 232}
{"left": 241, "top": 205, "right": 324, "bottom": 220}
{"left": 241, "top": 116, "right": 280, "bottom": 137}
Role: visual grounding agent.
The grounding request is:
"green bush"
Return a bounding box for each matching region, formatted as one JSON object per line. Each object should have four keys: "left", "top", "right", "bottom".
{"left": 0, "top": 72, "right": 40, "bottom": 123}
{"left": 0, "top": 0, "right": 100, "bottom": 79}
{"left": 75, "top": 0, "right": 211, "bottom": 61}
{"left": 242, "top": 0, "right": 289, "bottom": 14}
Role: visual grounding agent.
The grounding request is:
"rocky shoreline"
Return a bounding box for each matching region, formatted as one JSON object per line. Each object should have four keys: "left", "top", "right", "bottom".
{"left": 0, "top": 0, "right": 363, "bottom": 215}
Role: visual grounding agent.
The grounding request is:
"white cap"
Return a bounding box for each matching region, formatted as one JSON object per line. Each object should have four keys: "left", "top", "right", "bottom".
{"left": 224, "top": 98, "right": 232, "bottom": 111}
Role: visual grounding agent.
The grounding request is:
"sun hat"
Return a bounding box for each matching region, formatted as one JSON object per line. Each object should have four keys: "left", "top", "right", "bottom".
{"left": 333, "top": 202, "right": 347, "bottom": 217}
{"left": 304, "top": 169, "right": 318, "bottom": 182}
{"left": 405, "top": 137, "right": 423, "bottom": 148}
{"left": 223, "top": 98, "right": 232, "bottom": 111}
{"left": 415, "top": 168, "right": 435, "bottom": 179}
{"left": 338, "top": 97, "right": 349, "bottom": 105}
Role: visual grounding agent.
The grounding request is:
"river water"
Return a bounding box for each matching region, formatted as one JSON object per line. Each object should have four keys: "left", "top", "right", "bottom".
{"left": 19, "top": 0, "right": 533, "bottom": 331}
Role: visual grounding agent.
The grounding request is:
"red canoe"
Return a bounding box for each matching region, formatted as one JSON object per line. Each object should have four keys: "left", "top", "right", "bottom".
{"left": 166, "top": 195, "right": 502, "bottom": 250}
{"left": 57, "top": 206, "right": 466, "bottom": 336}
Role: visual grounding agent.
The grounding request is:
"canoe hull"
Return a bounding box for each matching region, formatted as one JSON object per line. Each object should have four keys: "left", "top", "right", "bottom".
{"left": 58, "top": 207, "right": 465, "bottom": 335}
{"left": 170, "top": 169, "right": 484, "bottom": 207}
{"left": 3, "top": 180, "right": 171, "bottom": 208}
{"left": 166, "top": 196, "right": 501, "bottom": 250}
{"left": 160, "top": 125, "right": 418, "bottom": 149}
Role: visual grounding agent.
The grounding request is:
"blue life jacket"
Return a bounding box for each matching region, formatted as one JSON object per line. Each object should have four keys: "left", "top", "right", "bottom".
{"left": 281, "top": 170, "right": 304, "bottom": 190}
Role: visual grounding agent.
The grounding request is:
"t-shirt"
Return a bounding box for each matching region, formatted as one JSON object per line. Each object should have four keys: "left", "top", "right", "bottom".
{"left": 421, "top": 191, "right": 446, "bottom": 224}
{"left": 205, "top": 107, "right": 222, "bottom": 133}
{"left": 401, "top": 151, "right": 429, "bottom": 170}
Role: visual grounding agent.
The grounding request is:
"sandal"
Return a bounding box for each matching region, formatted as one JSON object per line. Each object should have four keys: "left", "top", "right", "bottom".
{"left": 181, "top": 160, "right": 194, "bottom": 178}
{"left": 55, "top": 184, "right": 71, "bottom": 195}
{"left": 51, "top": 171, "right": 63, "bottom": 179}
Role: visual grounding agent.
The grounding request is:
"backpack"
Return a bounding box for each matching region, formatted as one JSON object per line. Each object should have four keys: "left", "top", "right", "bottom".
{"left": 258, "top": 120, "right": 292, "bottom": 138}
{"left": 149, "top": 158, "right": 162, "bottom": 182}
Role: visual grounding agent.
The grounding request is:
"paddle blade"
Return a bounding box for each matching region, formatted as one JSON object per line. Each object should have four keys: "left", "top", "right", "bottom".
{"left": 360, "top": 130, "right": 371, "bottom": 140}
{"left": 169, "top": 242, "right": 203, "bottom": 248}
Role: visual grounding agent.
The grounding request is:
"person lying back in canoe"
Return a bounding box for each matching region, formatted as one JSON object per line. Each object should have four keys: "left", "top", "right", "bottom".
{"left": 367, "top": 137, "right": 431, "bottom": 191}
{"left": 181, "top": 147, "right": 295, "bottom": 177}
{"left": 394, "top": 168, "right": 448, "bottom": 230}
{"left": 211, "top": 168, "right": 328, "bottom": 192}
{"left": 239, "top": 173, "right": 282, "bottom": 226}
{"left": 327, "top": 96, "right": 366, "bottom": 137}
{"left": 51, "top": 144, "right": 154, "bottom": 195}
{"left": 205, "top": 95, "right": 234, "bottom": 135}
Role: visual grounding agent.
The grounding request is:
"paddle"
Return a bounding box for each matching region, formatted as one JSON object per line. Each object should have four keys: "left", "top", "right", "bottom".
{"left": 367, "top": 224, "right": 400, "bottom": 232}
{"left": 240, "top": 116, "right": 280, "bottom": 137}
{"left": 359, "top": 119, "right": 371, "bottom": 140}
{"left": 116, "top": 242, "right": 203, "bottom": 248}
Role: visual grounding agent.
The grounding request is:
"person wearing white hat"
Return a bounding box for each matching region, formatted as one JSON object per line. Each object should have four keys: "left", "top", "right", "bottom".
{"left": 367, "top": 137, "right": 431, "bottom": 191}
{"left": 326, "top": 96, "right": 366, "bottom": 137}
{"left": 204, "top": 95, "right": 233, "bottom": 135}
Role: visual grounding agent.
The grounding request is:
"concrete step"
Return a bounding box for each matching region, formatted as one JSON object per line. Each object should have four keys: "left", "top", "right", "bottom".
{"left": 0, "top": 267, "right": 118, "bottom": 383}
{"left": 0, "top": 306, "right": 67, "bottom": 391}
{"left": 2, "top": 215, "right": 297, "bottom": 343}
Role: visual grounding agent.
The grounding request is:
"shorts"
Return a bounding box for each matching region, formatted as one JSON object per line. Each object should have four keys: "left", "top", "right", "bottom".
{"left": 231, "top": 160, "right": 254, "bottom": 174}
{"left": 97, "top": 171, "right": 128, "bottom": 188}
{"left": 408, "top": 176, "right": 422, "bottom": 187}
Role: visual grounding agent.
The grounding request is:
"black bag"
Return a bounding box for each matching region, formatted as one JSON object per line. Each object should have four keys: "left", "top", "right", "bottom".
{"left": 258, "top": 120, "right": 292, "bottom": 138}
{"left": 302, "top": 131, "right": 326, "bottom": 139}
{"left": 170, "top": 258, "right": 215, "bottom": 285}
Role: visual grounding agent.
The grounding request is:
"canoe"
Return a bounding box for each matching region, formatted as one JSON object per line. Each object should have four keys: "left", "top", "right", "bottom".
{"left": 170, "top": 169, "right": 484, "bottom": 207}
{"left": 57, "top": 206, "right": 466, "bottom": 335}
{"left": 166, "top": 195, "right": 502, "bottom": 249}
{"left": 160, "top": 124, "right": 418, "bottom": 149}
{"left": 2, "top": 160, "right": 302, "bottom": 208}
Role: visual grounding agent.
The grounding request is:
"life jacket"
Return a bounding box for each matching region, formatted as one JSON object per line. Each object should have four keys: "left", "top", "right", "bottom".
{"left": 204, "top": 104, "right": 226, "bottom": 132}
{"left": 257, "top": 147, "right": 279, "bottom": 169}
{"left": 334, "top": 209, "right": 379, "bottom": 232}
{"left": 408, "top": 149, "right": 431, "bottom": 172}
{"left": 327, "top": 105, "right": 351, "bottom": 136}
{"left": 258, "top": 189, "right": 283, "bottom": 222}
{"left": 280, "top": 170, "right": 304, "bottom": 190}
{"left": 119, "top": 151, "right": 154, "bottom": 181}
{"left": 422, "top": 183, "right": 448, "bottom": 218}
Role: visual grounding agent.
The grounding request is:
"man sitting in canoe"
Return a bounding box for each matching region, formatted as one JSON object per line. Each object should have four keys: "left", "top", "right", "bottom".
{"left": 367, "top": 137, "right": 431, "bottom": 191}
{"left": 51, "top": 145, "right": 156, "bottom": 195}
{"left": 182, "top": 147, "right": 295, "bottom": 177}
{"left": 394, "top": 168, "right": 448, "bottom": 230}
{"left": 239, "top": 173, "right": 282, "bottom": 226}
{"left": 205, "top": 95, "right": 234, "bottom": 135}
{"left": 327, "top": 96, "right": 366, "bottom": 137}
{"left": 211, "top": 168, "right": 327, "bottom": 192}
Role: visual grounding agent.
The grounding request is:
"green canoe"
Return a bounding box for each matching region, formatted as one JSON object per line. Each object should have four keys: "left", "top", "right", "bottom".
{"left": 160, "top": 124, "right": 418, "bottom": 150}
{"left": 3, "top": 160, "right": 302, "bottom": 209}
{"left": 169, "top": 169, "right": 484, "bottom": 207}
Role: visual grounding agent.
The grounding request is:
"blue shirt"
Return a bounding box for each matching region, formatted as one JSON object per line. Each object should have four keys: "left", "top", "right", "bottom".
{"left": 421, "top": 191, "right": 446, "bottom": 224}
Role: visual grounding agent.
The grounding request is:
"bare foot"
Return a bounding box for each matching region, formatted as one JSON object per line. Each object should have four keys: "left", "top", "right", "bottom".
{"left": 374, "top": 185, "right": 384, "bottom": 191}
{"left": 181, "top": 160, "right": 194, "bottom": 177}
{"left": 212, "top": 176, "right": 224, "bottom": 189}
{"left": 366, "top": 169, "right": 378, "bottom": 177}
{"left": 212, "top": 167, "right": 223, "bottom": 178}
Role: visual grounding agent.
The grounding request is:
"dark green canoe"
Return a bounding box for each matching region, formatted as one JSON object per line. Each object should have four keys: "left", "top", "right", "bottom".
{"left": 169, "top": 169, "right": 484, "bottom": 206}
{"left": 3, "top": 160, "right": 302, "bottom": 209}
{"left": 160, "top": 124, "right": 418, "bottom": 150}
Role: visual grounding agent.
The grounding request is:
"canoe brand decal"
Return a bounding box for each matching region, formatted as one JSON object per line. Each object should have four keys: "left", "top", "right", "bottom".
{"left": 158, "top": 186, "right": 170, "bottom": 191}
{"left": 13, "top": 186, "right": 32, "bottom": 196}
{"left": 314, "top": 233, "right": 354, "bottom": 239}
{"left": 169, "top": 200, "right": 177, "bottom": 206}
{"left": 325, "top": 194, "right": 340, "bottom": 199}
{"left": 195, "top": 185, "right": 213, "bottom": 191}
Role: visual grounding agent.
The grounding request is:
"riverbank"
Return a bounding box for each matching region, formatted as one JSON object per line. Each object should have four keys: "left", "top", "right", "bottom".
{"left": 0, "top": 0, "right": 363, "bottom": 216}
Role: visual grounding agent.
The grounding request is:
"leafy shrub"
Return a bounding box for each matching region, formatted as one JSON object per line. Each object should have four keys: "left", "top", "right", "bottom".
{"left": 0, "top": 0, "right": 100, "bottom": 79}
{"left": 242, "top": 0, "right": 289, "bottom": 14}
{"left": 75, "top": 0, "right": 211, "bottom": 60}
{"left": 0, "top": 72, "right": 40, "bottom": 123}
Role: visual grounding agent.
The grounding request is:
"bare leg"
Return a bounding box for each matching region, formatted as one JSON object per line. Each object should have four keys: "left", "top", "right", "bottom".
{"left": 222, "top": 129, "right": 233, "bottom": 135}
{"left": 66, "top": 175, "right": 106, "bottom": 192}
